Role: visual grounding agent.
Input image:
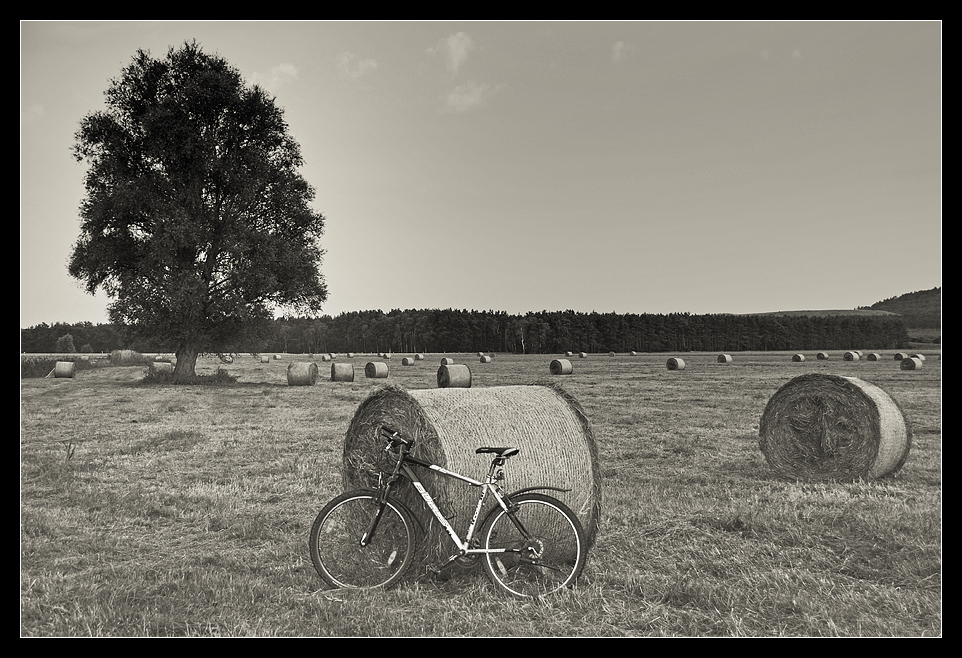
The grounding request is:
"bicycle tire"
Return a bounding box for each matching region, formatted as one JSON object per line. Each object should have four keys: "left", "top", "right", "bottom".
{"left": 309, "top": 489, "right": 416, "bottom": 590}
{"left": 479, "top": 492, "right": 587, "bottom": 598}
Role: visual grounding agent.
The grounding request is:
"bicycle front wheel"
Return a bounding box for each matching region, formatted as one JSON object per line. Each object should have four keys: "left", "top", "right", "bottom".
{"left": 480, "top": 493, "right": 587, "bottom": 598}
{"left": 309, "top": 490, "right": 415, "bottom": 590}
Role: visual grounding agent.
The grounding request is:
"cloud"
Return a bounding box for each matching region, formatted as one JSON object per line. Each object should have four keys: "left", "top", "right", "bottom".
{"left": 611, "top": 40, "right": 632, "bottom": 64}
{"left": 442, "top": 80, "right": 498, "bottom": 113}
{"left": 251, "top": 63, "right": 298, "bottom": 92}
{"left": 428, "top": 32, "right": 474, "bottom": 74}
{"left": 337, "top": 52, "right": 378, "bottom": 79}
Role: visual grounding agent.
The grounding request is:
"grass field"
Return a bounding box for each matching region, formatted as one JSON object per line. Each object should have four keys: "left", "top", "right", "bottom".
{"left": 20, "top": 350, "right": 942, "bottom": 637}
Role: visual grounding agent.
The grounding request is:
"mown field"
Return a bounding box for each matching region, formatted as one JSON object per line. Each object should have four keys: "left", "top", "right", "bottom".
{"left": 20, "top": 350, "right": 942, "bottom": 637}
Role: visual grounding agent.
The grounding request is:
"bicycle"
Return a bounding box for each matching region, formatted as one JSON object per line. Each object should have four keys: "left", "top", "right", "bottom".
{"left": 309, "top": 425, "right": 588, "bottom": 598}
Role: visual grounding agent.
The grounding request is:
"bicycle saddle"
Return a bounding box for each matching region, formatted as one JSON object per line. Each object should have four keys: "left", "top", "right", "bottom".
{"left": 475, "top": 447, "right": 519, "bottom": 457}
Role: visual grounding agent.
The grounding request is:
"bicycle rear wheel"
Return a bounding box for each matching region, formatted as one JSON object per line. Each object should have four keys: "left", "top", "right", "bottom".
{"left": 480, "top": 493, "right": 587, "bottom": 598}
{"left": 309, "top": 489, "right": 415, "bottom": 590}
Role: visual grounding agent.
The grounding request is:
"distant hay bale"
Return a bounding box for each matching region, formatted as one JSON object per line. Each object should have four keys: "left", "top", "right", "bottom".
{"left": 321, "top": 354, "right": 332, "bottom": 362}
{"left": 579, "top": 352, "right": 587, "bottom": 359}
{"left": 817, "top": 352, "right": 829, "bottom": 360}
{"left": 792, "top": 354, "right": 805, "bottom": 362}
{"left": 759, "top": 373, "right": 911, "bottom": 482}
{"left": 341, "top": 383, "right": 602, "bottom": 569}
{"left": 437, "top": 363, "right": 472, "bottom": 388}
{"left": 347, "top": 353, "right": 355, "bottom": 358}
{"left": 717, "top": 354, "right": 733, "bottom": 364}
{"left": 219, "top": 354, "right": 234, "bottom": 364}
{"left": 287, "top": 362, "right": 319, "bottom": 386}
{"left": 608, "top": 351, "right": 615, "bottom": 356}
{"left": 867, "top": 353, "right": 881, "bottom": 361}
{"left": 911, "top": 353, "right": 926, "bottom": 361}
{"left": 630, "top": 351, "right": 638, "bottom": 356}
{"left": 402, "top": 357, "right": 415, "bottom": 366}
{"left": 900, "top": 357, "right": 923, "bottom": 371}
{"left": 440, "top": 357, "right": 455, "bottom": 365}
{"left": 274, "top": 354, "right": 282, "bottom": 360}
{"left": 365, "top": 362, "right": 389, "bottom": 379}
{"left": 844, "top": 351, "right": 860, "bottom": 362}
{"left": 414, "top": 353, "right": 424, "bottom": 361}
{"left": 331, "top": 363, "right": 354, "bottom": 382}
{"left": 894, "top": 353, "right": 907, "bottom": 361}
{"left": 53, "top": 361, "right": 76, "bottom": 378}
{"left": 477, "top": 352, "right": 485, "bottom": 357}
{"left": 110, "top": 349, "right": 141, "bottom": 365}
{"left": 479, "top": 355, "right": 492, "bottom": 363}
{"left": 550, "top": 358, "right": 573, "bottom": 375}
{"left": 260, "top": 355, "right": 271, "bottom": 364}
{"left": 149, "top": 361, "right": 173, "bottom": 375}
{"left": 566, "top": 351, "right": 574, "bottom": 357}
{"left": 666, "top": 357, "right": 686, "bottom": 371}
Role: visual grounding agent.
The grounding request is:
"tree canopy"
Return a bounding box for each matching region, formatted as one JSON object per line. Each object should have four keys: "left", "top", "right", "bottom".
{"left": 68, "top": 41, "right": 328, "bottom": 379}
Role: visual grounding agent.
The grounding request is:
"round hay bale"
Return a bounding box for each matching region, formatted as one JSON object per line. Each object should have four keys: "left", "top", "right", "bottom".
{"left": 260, "top": 355, "right": 271, "bottom": 364}
{"left": 274, "top": 354, "right": 282, "bottom": 360}
{"left": 149, "top": 361, "right": 173, "bottom": 375}
{"left": 565, "top": 351, "right": 574, "bottom": 357}
{"left": 440, "top": 357, "right": 455, "bottom": 365}
{"left": 347, "top": 352, "right": 355, "bottom": 358}
{"left": 341, "top": 383, "right": 603, "bottom": 569}
{"left": 321, "top": 354, "right": 332, "bottom": 362}
{"left": 608, "top": 351, "right": 616, "bottom": 357}
{"left": 579, "top": 352, "right": 587, "bottom": 359}
{"left": 402, "top": 357, "right": 415, "bottom": 366}
{"left": 894, "top": 352, "right": 907, "bottom": 361}
{"left": 414, "top": 353, "right": 424, "bottom": 361}
{"left": 287, "top": 361, "right": 319, "bottom": 386}
{"left": 792, "top": 354, "right": 805, "bottom": 362}
{"left": 477, "top": 352, "right": 485, "bottom": 357}
{"left": 365, "top": 362, "right": 389, "bottom": 379}
{"left": 900, "top": 357, "right": 923, "bottom": 371}
{"left": 437, "top": 363, "right": 472, "bottom": 388}
{"left": 479, "top": 355, "right": 492, "bottom": 363}
{"left": 53, "top": 361, "right": 76, "bottom": 378}
{"left": 758, "top": 373, "right": 911, "bottom": 482}
{"left": 666, "top": 357, "right": 686, "bottom": 371}
{"left": 550, "top": 358, "right": 573, "bottom": 375}
{"left": 844, "top": 351, "right": 860, "bottom": 362}
{"left": 816, "top": 352, "right": 829, "bottom": 361}
{"left": 630, "top": 351, "right": 638, "bottom": 356}
{"left": 331, "top": 363, "right": 354, "bottom": 382}
{"left": 866, "top": 353, "right": 881, "bottom": 361}
{"left": 911, "top": 353, "right": 926, "bottom": 361}
{"left": 717, "top": 354, "right": 733, "bottom": 364}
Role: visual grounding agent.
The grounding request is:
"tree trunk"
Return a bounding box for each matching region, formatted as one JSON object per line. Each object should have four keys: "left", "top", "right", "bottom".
{"left": 174, "top": 346, "right": 199, "bottom": 380}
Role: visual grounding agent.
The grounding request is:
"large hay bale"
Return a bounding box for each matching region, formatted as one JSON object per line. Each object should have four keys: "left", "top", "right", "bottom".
{"left": 867, "top": 353, "right": 881, "bottom": 361}
{"left": 717, "top": 354, "right": 733, "bottom": 364}
{"left": 365, "top": 362, "right": 389, "bottom": 379}
{"left": 816, "top": 352, "right": 829, "bottom": 360}
{"left": 402, "top": 357, "right": 415, "bottom": 366}
{"left": 437, "top": 363, "right": 472, "bottom": 388}
{"left": 331, "top": 363, "right": 354, "bottom": 382}
{"left": 792, "top": 354, "right": 805, "bottom": 362}
{"left": 341, "top": 383, "right": 603, "bottom": 569}
{"left": 287, "top": 362, "right": 319, "bottom": 386}
{"left": 550, "top": 358, "right": 573, "bottom": 375}
{"left": 666, "top": 357, "right": 686, "bottom": 371}
{"left": 758, "top": 373, "right": 911, "bottom": 482}
{"left": 844, "top": 351, "right": 860, "bottom": 362}
{"left": 900, "top": 357, "right": 923, "bottom": 371}
{"left": 53, "top": 361, "right": 76, "bottom": 378}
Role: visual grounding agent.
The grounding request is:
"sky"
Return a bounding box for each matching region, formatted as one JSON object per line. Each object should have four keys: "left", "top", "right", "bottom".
{"left": 20, "top": 21, "right": 942, "bottom": 329}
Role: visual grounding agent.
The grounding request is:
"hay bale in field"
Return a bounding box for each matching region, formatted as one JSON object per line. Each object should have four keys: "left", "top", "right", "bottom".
{"left": 365, "top": 362, "right": 389, "bottom": 379}
{"left": 844, "top": 351, "right": 860, "bottom": 361}
{"left": 110, "top": 349, "right": 141, "bottom": 365}
{"left": 414, "top": 353, "right": 424, "bottom": 361}
{"left": 287, "top": 361, "right": 319, "bottom": 386}
{"left": 331, "top": 363, "right": 354, "bottom": 382}
{"left": 274, "top": 354, "right": 282, "bottom": 360}
{"left": 758, "top": 373, "right": 911, "bottom": 482}
{"left": 550, "top": 358, "right": 573, "bottom": 375}
{"left": 149, "top": 361, "right": 173, "bottom": 375}
{"left": 894, "top": 353, "right": 907, "bottom": 361}
{"left": 402, "top": 357, "right": 415, "bottom": 366}
{"left": 479, "top": 355, "right": 492, "bottom": 363}
{"left": 608, "top": 351, "right": 616, "bottom": 357}
{"left": 347, "top": 352, "right": 355, "bottom": 358}
{"left": 440, "top": 357, "right": 455, "bottom": 365}
{"left": 53, "top": 361, "right": 76, "bottom": 378}
{"left": 321, "top": 354, "right": 332, "bottom": 362}
{"left": 566, "top": 351, "right": 574, "bottom": 357}
{"left": 911, "top": 353, "right": 926, "bottom": 361}
{"left": 260, "top": 355, "right": 271, "bottom": 364}
{"left": 630, "top": 351, "right": 638, "bottom": 356}
{"left": 867, "top": 353, "right": 881, "bottom": 361}
{"left": 900, "top": 357, "right": 923, "bottom": 371}
{"left": 341, "top": 383, "right": 603, "bottom": 569}
{"left": 579, "top": 352, "right": 587, "bottom": 359}
{"left": 816, "top": 352, "right": 829, "bottom": 360}
{"left": 717, "top": 354, "right": 733, "bottom": 364}
{"left": 792, "top": 354, "right": 805, "bottom": 362}
{"left": 437, "top": 363, "right": 472, "bottom": 388}
{"left": 666, "top": 357, "right": 686, "bottom": 371}
{"left": 477, "top": 352, "right": 485, "bottom": 357}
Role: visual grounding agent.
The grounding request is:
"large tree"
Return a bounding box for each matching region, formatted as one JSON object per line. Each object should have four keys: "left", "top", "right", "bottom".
{"left": 69, "top": 41, "right": 328, "bottom": 379}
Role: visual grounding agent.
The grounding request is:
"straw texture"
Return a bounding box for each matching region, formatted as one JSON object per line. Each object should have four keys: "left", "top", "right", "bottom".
{"left": 437, "top": 363, "right": 472, "bottom": 388}
{"left": 287, "top": 361, "right": 318, "bottom": 386}
{"left": 331, "top": 363, "right": 354, "bottom": 382}
{"left": 550, "top": 358, "right": 573, "bottom": 375}
{"left": 758, "top": 373, "right": 911, "bottom": 481}
{"left": 365, "top": 362, "right": 389, "bottom": 379}
{"left": 341, "top": 383, "right": 603, "bottom": 569}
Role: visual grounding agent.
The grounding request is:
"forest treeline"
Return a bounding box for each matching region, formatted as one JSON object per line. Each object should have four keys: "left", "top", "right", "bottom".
{"left": 21, "top": 308, "right": 912, "bottom": 355}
